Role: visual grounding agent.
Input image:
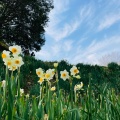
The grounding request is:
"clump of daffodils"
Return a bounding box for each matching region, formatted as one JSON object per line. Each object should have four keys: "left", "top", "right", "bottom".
{"left": 60, "top": 66, "right": 80, "bottom": 81}
{"left": 36, "top": 68, "right": 55, "bottom": 85}
{"left": 1, "top": 45, "right": 24, "bottom": 71}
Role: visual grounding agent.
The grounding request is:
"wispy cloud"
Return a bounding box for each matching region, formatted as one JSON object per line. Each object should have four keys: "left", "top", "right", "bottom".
{"left": 46, "top": 1, "right": 93, "bottom": 41}
{"left": 70, "top": 35, "right": 120, "bottom": 65}
{"left": 63, "top": 40, "right": 73, "bottom": 52}
{"left": 98, "top": 14, "right": 120, "bottom": 31}
{"left": 35, "top": 50, "right": 51, "bottom": 60}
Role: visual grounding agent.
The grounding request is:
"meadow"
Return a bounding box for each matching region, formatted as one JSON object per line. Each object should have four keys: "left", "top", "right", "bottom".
{"left": 0, "top": 45, "right": 120, "bottom": 120}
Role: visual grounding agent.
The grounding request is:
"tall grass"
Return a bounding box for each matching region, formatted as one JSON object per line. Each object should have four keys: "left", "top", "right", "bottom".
{"left": 0, "top": 65, "right": 120, "bottom": 120}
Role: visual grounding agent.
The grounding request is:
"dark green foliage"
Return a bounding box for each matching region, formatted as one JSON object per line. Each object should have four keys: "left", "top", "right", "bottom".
{"left": 30, "top": 84, "right": 40, "bottom": 96}
{"left": 0, "top": 54, "right": 120, "bottom": 95}
{"left": 0, "top": 0, "right": 53, "bottom": 51}
{"left": 0, "top": 53, "right": 5, "bottom": 80}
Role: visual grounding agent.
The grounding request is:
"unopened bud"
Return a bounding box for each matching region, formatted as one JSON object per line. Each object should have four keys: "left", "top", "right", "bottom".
{"left": 75, "top": 75, "right": 81, "bottom": 79}
{"left": 54, "top": 63, "right": 58, "bottom": 68}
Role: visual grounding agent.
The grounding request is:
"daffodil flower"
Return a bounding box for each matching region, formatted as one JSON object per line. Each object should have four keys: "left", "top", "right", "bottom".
{"left": 38, "top": 77, "right": 44, "bottom": 84}
{"left": 70, "top": 66, "right": 79, "bottom": 76}
{"left": 60, "top": 70, "right": 69, "bottom": 81}
{"left": 36, "top": 68, "right": 44, "bottom": 77}
{"left": 9, "top": 45, "right": 21, "bottom": 56}
{"left": 2, "top": 50, "right": 10, "bottom": 61}
{"left": 13, "top": 56, "right": 24, "bottom": 67}
{"left": 45, "top": 71, "right": 53, "bottom": 81}
{"left": 4, "top": 57, "right": 13, "bottom": 68}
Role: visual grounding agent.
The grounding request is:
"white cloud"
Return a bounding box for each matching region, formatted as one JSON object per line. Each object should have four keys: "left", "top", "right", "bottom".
{"left": 63, "top": 40, "right": 73, "bottom": 51}
{"left": 51, "top": 44, "right": 61, "bottom": 56}
{"left": 46, "top": 1, "right": 93, "bottom": 41}
{"left": 70, "top": 35, "right": 120, "bottom": 65}
{"left": 98, "top": 14, "right": 120, "bottom": 31}
{"left": 35, "top": 50, "right": 51, "bottom": 60}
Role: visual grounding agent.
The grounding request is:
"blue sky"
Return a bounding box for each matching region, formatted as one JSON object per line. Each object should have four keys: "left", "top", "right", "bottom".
{"left": 35, "top": 0, "right": 120, "bottom": 65}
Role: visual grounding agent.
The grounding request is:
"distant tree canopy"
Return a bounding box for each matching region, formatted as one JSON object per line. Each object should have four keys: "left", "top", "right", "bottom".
{"left": 0, "top": 0, "right": 53, "bottom": 51}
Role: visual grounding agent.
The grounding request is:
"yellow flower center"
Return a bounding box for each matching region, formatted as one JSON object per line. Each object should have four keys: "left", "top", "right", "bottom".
{"left": 2, "top": 53, "right": 6, "bottom": 58}
{"left": 74, "top": 69, "right": 78, "bottom": 74}
{"left": 62, "top": 73, "right": 66, "bottom": 77}
{"left": 7, "top": 61, "right": 11, "bottom": 66}
{"left": 39, "top": 78, "right": 44, "bottom": 83}
{"left": 37, "top": 72, "right": 41, "bottom": 75}
{"left": 45, "top": 74, "right": 50, "bottom": 78}
{"left": 12, "top": 66, "right": 17, "bottom": 70}
{"left": 11, "top": 48, "right": 17, "bottom": 53}
{"left": 15, "top": 60, "right": 20, "bottom": 64}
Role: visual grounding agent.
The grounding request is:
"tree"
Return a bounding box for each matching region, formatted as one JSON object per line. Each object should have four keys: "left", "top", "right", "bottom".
{"left": 0, "top": 0, "right": 53, "bottom": 51}
{"left": 99, "top": 52, "right": 120, "bottom": 66}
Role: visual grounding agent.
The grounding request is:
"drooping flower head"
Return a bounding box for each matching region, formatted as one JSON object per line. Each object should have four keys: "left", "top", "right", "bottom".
{"left": 74, "top": 82, "right": 83, "bottom": 91}
{"left": 70, "top": 66, "right": 79, "bottom": 76}
{"left": 60, "top": 69, "right": 69, "bottom": 81}
{"left": 9, "top": 45, "right": 21, "bottom": 56}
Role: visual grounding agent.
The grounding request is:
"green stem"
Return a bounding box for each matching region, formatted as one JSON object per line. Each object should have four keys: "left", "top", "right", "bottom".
{"left": 40, "top": 85, "right": 42, "bottom": 100}
{"left": 6, "top": 66, "right": 13, "bottom": 120}
{"left": 74, "top": 90, "right": 77, "bottom": 103}
{"left": 70, "top": 78, "right": 73, "bottom": 108}
{"left": 55, "top": 68, "right": 59, "bottom": 97}
{"left": 88, "top": 73, "right": 92, "bottom": 120}
{"left": 17, "top": 67, "right": 20, "bottom": 116}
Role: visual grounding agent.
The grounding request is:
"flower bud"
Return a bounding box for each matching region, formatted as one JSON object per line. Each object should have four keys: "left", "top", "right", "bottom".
{"left": 54, "top": 63, "right": 58, "bottom": 68}
{"left": 75, "top": 75, "right": 81, "bottom": 79}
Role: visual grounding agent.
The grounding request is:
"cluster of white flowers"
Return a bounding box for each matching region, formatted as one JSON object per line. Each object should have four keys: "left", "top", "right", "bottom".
{"left": 36, "top": 68, "right": 55, "bottom": 85}
{"left": 36, "top": 64, "right": 83, "bottom": 90}
{"left": 60, "top": 66, "right": 80, "bottom": 81}
{"left": 60, "top": 66, "right": 83, "bottom": 90}
{"left": 2, "top": 45, "right": 24, "bottom": 71}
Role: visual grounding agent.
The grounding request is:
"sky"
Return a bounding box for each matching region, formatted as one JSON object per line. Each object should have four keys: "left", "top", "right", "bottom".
{"left": 35, "top": 0, "right": 120, "bottom": 65}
